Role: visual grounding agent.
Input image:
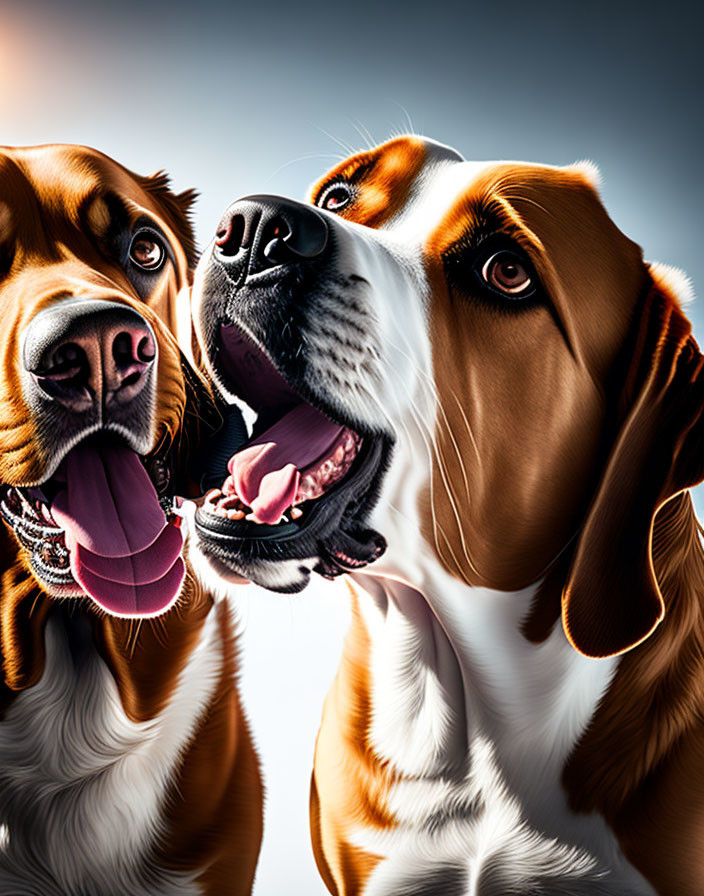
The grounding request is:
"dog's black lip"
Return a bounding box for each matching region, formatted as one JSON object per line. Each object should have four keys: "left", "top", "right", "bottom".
{"left": 203, "top": 320, "right": 393, "bottom": 533}
{"left": 194, "top": 436, "right": 389, "bottom": 589}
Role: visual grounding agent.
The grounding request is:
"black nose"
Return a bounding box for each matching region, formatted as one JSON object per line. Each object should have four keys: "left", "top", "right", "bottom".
{"left": 214, "top": 195, "right": 329, "bottom": 276}
{"left": 23, "top": 299, "right": 156, "bottom": 412}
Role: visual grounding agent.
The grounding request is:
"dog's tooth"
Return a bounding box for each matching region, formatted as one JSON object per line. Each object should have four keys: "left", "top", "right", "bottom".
{"left": 290, "top": 506, "right": 303, "bottom": 519}
{"left": 297, "top": 474, "right": 320, "bottom": 500}
{"left": 334, "top": 445, "right": 345, "bottom": 464}
{"left": 205, "top": 488, "right": 221, "bottom": 504}
{"left": 227, "top": 508, "right": 245, "bottom": 520}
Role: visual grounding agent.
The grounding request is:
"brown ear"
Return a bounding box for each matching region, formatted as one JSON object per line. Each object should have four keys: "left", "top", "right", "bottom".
{"left": 562, "top": 268, "right": 704, "bottom": 658}
{"left": 138, "top": 171, "right": 198, "bottom": 268}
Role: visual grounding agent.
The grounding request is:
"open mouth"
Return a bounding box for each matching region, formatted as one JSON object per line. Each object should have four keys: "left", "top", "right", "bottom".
{"left": 0, "top": 436, "right": 185, "bottom": 617}
{"left": 194, "top": 323, "right": 389, "bottom": 589}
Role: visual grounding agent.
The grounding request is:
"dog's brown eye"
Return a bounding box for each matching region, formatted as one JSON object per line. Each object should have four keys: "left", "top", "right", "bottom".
{"left": 481, "top": 251, "right": 532, "bottom": 296}
{"left": 129, "top": 231, "right": 165, "bottom": 271}
{"left": 317, "top": 182, "right": 353, "bottom": 213}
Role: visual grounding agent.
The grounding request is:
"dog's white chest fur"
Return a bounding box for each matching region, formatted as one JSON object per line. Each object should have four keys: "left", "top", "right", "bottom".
{"left": 0, "top": 610, "right": 221, "bottom": 896}
{"left": 350, "top": 574, "right": 657, "bottom": 895}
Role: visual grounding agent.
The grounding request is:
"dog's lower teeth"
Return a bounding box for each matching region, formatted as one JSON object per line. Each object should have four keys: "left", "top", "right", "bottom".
{"left": 291, "top": 507, "right": 303, "bottom": 519}
{"left": 298, "top": 475, "right": 323, "bottom": 501}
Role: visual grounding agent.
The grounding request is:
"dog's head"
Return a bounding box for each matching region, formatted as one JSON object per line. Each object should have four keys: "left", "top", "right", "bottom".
{"left": 0, "top": 144, "right": 211, "bottom": 621}
{"left": 190, "top": 136, "right": 704, "bottom": 658}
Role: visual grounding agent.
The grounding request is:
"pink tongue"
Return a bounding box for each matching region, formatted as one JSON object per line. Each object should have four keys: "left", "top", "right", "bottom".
{"left": 51, "top": 443, "right": 185, "bottom": 616}
{"left": 228, "top": 404, "right": 343, "bottom": 524}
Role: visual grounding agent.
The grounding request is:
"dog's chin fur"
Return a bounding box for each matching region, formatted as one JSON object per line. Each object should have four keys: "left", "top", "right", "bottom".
{"left": 182, "top": 500, "right": 316, "bottom": 596}
{"left": 198, "top": 549, "right": 314, "bottom": 596}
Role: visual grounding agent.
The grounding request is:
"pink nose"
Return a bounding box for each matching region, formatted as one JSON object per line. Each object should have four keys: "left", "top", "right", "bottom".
{"left": 23, "top": 300, "right": 158, "bottom": 412}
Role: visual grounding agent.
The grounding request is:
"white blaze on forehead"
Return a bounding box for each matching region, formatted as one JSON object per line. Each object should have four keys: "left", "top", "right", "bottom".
{"left": 384, "top": 158, "right": 487, "bottom": 243}
{"left": 383, "top": 146, "right": 574, "bottom": 248}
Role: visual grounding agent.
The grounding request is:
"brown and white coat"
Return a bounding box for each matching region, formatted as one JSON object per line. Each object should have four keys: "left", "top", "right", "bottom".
{"left": 0, "top": 146, "right": 262, "bottom": 895}
{"left": 297, "top": 138, "right": 704, "bottom": 895}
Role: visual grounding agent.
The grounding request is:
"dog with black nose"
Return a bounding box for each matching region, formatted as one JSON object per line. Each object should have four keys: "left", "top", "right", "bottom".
{"left": 190, "top": 135, "right": 704, "bottom": 895}
{"left": 0, "top": 145, "right": 262, "bottom": 895}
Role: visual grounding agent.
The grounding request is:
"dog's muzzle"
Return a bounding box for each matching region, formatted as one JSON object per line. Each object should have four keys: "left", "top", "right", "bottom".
{"left": 23, "top": 298, "right": 156, "bottom": 415}
{"left": 191, "top": 195, "right": 392, "bottom": 593}
{"left": 1, "top": 297, "right": 186, "bottom": 617}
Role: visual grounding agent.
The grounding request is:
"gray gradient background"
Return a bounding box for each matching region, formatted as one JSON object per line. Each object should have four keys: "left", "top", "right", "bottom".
{"left": 1, "top": 0, "right": 702, "bottom": 892}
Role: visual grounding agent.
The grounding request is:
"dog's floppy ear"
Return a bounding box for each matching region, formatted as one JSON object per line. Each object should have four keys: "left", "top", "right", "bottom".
{"left": 562, "top": 266, "right": 704, "bottom": 658}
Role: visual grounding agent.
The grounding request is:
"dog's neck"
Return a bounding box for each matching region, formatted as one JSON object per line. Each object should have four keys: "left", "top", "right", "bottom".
{"left": 363, "top": 451, "right": 609, "bottom": 794}
{"left": 360, "top": 482, "right": 704, "bottom": 826}
{"left": 352, "top": 569, "right": 618, "bottom": 827}
{"left": 0, "top": 604, "right": 222, "bottom": 895}
{"left": 0, "top": 524, "right": 214, "bottom": 722}
{"left": 0, "top": 524, "right": 263, "bottom": 895}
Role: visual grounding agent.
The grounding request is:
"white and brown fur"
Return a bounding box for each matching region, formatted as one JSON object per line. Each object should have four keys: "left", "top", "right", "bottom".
{"left": 187, "top": 135, "right": 704, "bottom": 894}
{"left": 0, "top": 146, "right": 263, "bottom": 895}
{"left": 186, "top": 135, "right": 704, "bottom": 896}
{"left": 302, "top": 137, "right": 704, "bottom": 895}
